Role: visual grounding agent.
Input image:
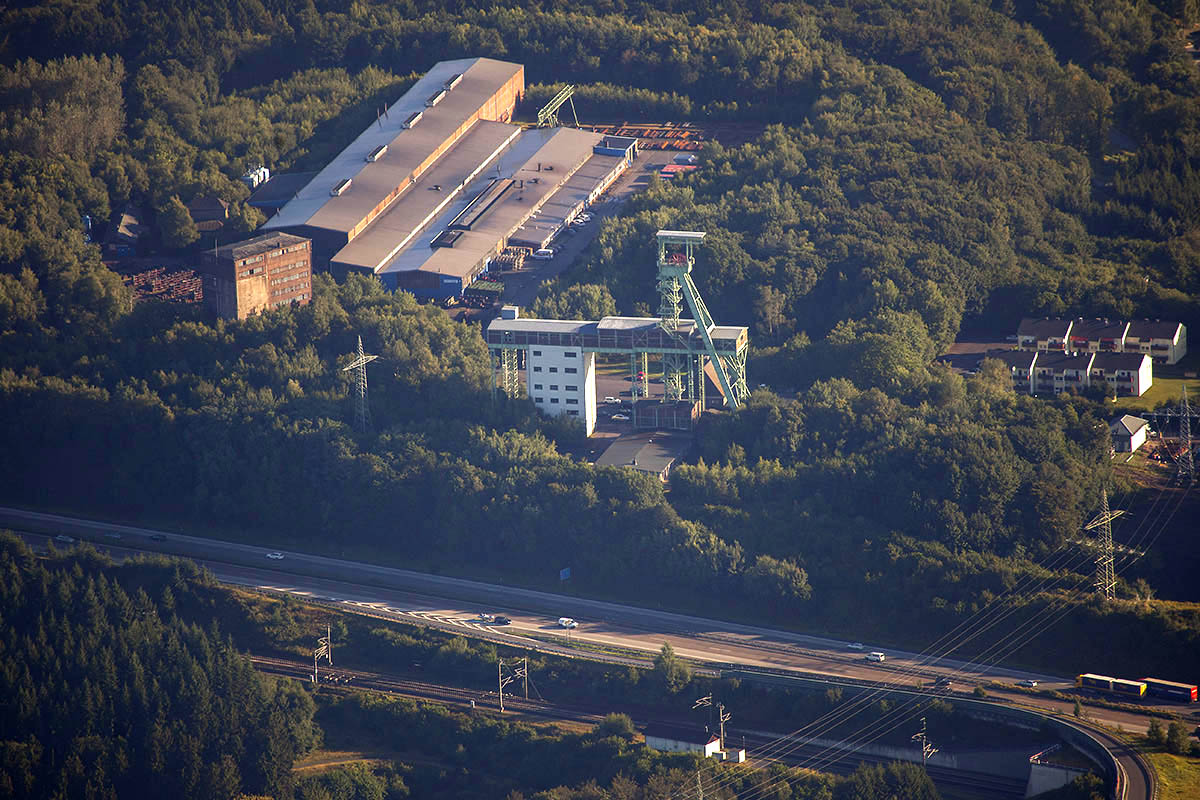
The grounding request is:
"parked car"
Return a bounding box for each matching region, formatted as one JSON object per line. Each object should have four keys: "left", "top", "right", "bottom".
{"left": 611, "top": 413, "right": 631, "bottom": 421}
{"left": 493, "top": 616, "right": 512, "bottom": 625}
{"left": 478, "top": 613, "right": 495, "bottom": 623}
{"left": 866, "top": 652, "right": 886, "bottom": 662}
{"left": 603, "top": 396, "right": 620, "bottom": 404}
{"left": 558, "top": 617, "right": 578, "bottom": 629}
{"left": 54, "top": 534, "right": 75, "bottom": 544}
{"left": 266, "top": 552, "right": 284, "bottom": 560}
{"left": 1017, "top": 679, "right": 1039, "bottom": 688}
{"left": 530, "top": 248, "right": 555, "bottom": 260}
{"left": 932, "top": 677, "right": 952, "bottom": 688}
{"left": 847, "top": 642, "right": 864, "bottom": 650}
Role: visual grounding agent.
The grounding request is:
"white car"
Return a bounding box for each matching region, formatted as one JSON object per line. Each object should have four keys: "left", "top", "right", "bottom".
{"left": 1017, "top": 679, "right": 1039, "bottom": 688}
{"left": 603, "top": 396, "right": 620, "bottom": 404}
{"left": 266, "top": 552, "right": 284, "bottom": 560}
{"left": 530, "top": 248, "right": 555, "bottom": 260}
{"left": 611, "top": 413, "right": 631, "bottom": 421}
{"left": 866, "top": 651, "right": 886, "bottom": 662}
{"left": 478, "top": 613, "right": 495, "bottom": 623}
{"left": 558, "top": 617, "right": 578, "bottom": 629}
{"left": 847, "top": 642, "right": 864, "bottom": 650}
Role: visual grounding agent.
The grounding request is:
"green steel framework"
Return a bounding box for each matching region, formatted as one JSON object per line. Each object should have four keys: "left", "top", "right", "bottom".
{"left": 490, "top": 230, "right": 749, "bottom": 412}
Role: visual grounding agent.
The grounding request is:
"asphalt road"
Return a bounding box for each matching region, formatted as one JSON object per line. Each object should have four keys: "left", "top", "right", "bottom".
{"left": 4, "top": 506, "right": 1163, "bottom": 799}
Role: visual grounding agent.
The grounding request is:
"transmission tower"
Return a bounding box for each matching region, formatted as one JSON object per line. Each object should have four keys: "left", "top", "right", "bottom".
{"left": 1147, "top": 385, "right": 1199, "bottom": 485}
{"left": 1179, "top": 385, "right": 1194, "bottom": 485}
{"left": 1083, "top": 486, "right": 1124, "bottom": 601}
{"left": 341, "top": 336, "right": 378, "bottom": 434}
{"left": 655, "top": 230, "right": 749, "bottom": 409}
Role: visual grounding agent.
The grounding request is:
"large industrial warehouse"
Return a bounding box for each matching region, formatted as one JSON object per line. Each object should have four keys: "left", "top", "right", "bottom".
{"left": 262, "top": 57, "right": 637, "bottom": 299}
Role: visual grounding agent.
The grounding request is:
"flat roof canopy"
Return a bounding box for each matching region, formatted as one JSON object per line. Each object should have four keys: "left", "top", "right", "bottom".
{"left": 657, "top": 230, "right": 706, "bottom": 242}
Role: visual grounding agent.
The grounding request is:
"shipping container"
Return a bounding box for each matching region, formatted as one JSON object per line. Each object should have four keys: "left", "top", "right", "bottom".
{"left": 1139, "top": 678, "right": 1198, "bottom": 702}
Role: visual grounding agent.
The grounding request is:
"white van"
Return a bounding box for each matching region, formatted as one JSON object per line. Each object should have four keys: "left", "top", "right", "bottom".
{"left": 531, "top": 248, "right": 555, "bottom": 260}
{"left": 557, "top": 617, "right": 578, "bottom": 629}
{"left": 866, "top": 652, "right": 886, "bottom": 662}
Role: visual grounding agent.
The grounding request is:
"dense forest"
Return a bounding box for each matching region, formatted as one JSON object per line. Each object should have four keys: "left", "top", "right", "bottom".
{"left": 2, "top": 0, "right": 1200, "bottom": 721}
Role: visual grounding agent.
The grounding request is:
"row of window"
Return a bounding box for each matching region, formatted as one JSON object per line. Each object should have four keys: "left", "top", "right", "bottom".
{"left": 270, "top": 271, "right": 308, "bottom": 287}
{"left": 531, "top": 349, "right": 578, "bottom": 358}
{"left": 270, "top": 293, "right": 310, "bottom": 307}
{"left": 237, "top": 265, "right": 264, "bottom": 278}
{"left": 531, "top": 366, "right": 578, "bottom": 374}
{"left": 534, "top": 398, "right": 580, "bottom": 405}
{"left": 532, "top": 384, "right": 579, "bottom": 392}
{"left": 271, "top": 282, "right": 310, "bottom": 297}
{"left": 237, "top": 254, "right": 266, "bottom": 267}
{"left": 268, "top": 259, "right": 308, "bottom": 275}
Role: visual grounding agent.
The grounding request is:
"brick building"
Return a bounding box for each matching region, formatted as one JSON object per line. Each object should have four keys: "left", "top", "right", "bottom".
{"left": 199, "top": 232, "right": 312, "bottom": 320}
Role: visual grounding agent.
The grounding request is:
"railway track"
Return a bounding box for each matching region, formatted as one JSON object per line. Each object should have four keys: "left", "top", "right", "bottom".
{"left": 251, "top": 654, "right": 1026, "bottom": 799}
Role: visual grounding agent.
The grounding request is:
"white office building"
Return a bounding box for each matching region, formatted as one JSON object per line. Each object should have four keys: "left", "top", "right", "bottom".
{"left": 527, "top": 343, "right": 597, "bottom": 434}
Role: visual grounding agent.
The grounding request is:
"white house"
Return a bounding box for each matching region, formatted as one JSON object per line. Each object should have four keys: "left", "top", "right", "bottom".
{"left": 1090, "top": 353, "right": 1153, "bottom": 397}
{"left": 643, "top": 724, "right": 722, "bottom": 758}
{"left": 527, "top": 341, "right": 597, "bottom": 434}
{"left": 1110, "top": 415, "right": 1150, "bottom": 453}
{"left": 1125, "top": 320, "right": 1188, "bottom": 365}
{"left": 989, "top": 349, "right": 1038, "bottom": 395}
{"left": 1017, "top": 318, "right": 1073, "bottom": 352}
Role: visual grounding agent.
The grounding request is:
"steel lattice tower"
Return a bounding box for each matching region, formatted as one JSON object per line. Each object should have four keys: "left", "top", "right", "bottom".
{"left": 1083, "top": 486, "right": 1123, "bottom": 601}
{"left": 656, "top": 231, "right": 749, "bottom": 409}
{"left": 500, "top": 347, "right": 521, "bottom": 398}
{"left": 341, "top": 336, "right": 378, "bottom": 434}
{"left": 1179, "top": 385, "right": 1194, "bottom": 485}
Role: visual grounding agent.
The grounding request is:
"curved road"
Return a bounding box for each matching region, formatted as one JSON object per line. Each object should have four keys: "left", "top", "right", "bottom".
{"left": 3, "top": 506, "right": 1162, "bottom": 799}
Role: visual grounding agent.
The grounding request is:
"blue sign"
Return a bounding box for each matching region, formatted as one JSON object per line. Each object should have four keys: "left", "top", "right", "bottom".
{"left": 559, "top": 567, "right": 571, "bottom": 581}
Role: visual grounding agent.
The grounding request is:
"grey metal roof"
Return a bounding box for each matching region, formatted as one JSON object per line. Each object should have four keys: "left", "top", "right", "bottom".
{"left": 642, "top": 723, "right": 717, "bottom": 744}
{"left": 596, "top": 315, "right": 746, "bottom": 343}
{"left": 264, "top": 57, "right": 522, "bottom": 235}
{"left": 1069, "top": 318, "right": 1129, "bottom": 340}
{"left": 330, "top": 120, "right": 520, "bottom": 271}
{"left": 987, "top": 349, "right": 1037, "bottom": 369}
{"left": 487, "top": 318, "right": 596, "bottom": 335}
{"left": 1126, "top": 319, "right": 1183, "bottom": 339}
{"left": 247, "top": 172, "right": 318, "bottom": 208}
{"left": 595, "top": 432, "right": 688, "bottom": 475}
{"left": 215, "top": 232, "right": 308, "bottom": 261}
{"left": 379, "top": 127, "right": 622, "bottom": 280}
{"left": 1017, "top": 318, "right": 1072, "bottom": 338}
{"left": 1091, "top": 352, "right": 1150, "bottom": 370}
{"left": 1034, "top": 352, "right": 1093, "bottom": 370}
{"left": 1110, "top": 414, "right": 1149, "bottom": 436}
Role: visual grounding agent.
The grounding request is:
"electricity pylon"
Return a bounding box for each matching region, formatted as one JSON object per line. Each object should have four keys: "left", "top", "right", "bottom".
{"left": 341, "top": 335, "right": 378, "bottom": 434}
{"left": 1083, "top": 486, "right": 1124, "bottom": 601}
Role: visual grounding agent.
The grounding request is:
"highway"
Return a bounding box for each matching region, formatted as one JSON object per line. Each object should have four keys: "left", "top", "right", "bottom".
{"left": 3, "top": 506, "right": 1162, "bottom": 799}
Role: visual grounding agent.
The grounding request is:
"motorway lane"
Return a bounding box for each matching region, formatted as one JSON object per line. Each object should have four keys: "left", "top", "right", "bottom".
{"left": 6, "top": 510, "right": 1177, "bottom": 736}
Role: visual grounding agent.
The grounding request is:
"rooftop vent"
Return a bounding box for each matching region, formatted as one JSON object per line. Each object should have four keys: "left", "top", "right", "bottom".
{"left": 425, "top": 89, "right": 446, "bottom": 107}
{"left": 366, "top": 144, "right": 388, "bottom": 162}
{"left": 330, "top": 178, "right": 352, "bottom": 197}
{"left": 404, "top": 111, "right": 423, "bottom": 129}
{"left": 445, "top": 73, "right": 463, "bottom": 90}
